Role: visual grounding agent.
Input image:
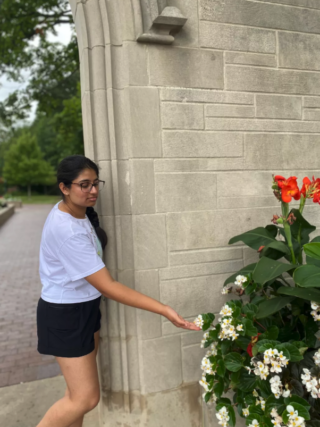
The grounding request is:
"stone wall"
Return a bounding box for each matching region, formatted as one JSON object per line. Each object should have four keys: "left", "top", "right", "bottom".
{"left": 69, "top": 0, "right": 320, "bottom": 426}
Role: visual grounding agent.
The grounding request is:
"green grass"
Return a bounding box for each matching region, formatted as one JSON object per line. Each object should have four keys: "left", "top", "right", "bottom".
{"left": 19, "top": 195, "right": 62, "bottom": 205}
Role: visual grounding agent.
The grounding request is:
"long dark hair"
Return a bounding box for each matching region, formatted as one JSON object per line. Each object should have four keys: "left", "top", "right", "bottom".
{"left": 57, "top": 155, "right": 108, "bottom": 250}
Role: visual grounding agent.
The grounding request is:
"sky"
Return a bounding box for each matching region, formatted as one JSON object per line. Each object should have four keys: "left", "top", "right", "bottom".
{"left": 0, "top": 23, "right": 73, "bottom": 123}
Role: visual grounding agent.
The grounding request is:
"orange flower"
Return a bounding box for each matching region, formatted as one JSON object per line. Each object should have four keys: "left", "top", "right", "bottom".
{"left": 276, "top": 176, "right": 301, "bottom": 203}
{"left": 301, "top": 176, "right": 320, "bottom": 204}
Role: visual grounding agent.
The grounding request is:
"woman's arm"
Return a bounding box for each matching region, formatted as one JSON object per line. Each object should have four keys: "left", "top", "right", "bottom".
{"left": 85, "top": 267, "right": 200, "bottom": 331}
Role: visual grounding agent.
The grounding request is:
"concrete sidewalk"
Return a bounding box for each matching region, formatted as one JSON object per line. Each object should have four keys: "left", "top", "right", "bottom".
{"left": 0, "top": 374, "right": 100, "bottom": 427}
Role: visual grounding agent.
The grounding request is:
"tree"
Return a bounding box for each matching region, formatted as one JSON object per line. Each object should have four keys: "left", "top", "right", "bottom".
{"left": 3, "top": 131, "right": 56, "bottom": 197}
{"left": 0, "top": 0, "right": 79, "bottom": 125}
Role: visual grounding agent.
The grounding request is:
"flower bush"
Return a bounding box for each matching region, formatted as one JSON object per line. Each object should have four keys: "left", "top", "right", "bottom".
{"left": 195, "top": 175, "right": 320, "bottom": 427}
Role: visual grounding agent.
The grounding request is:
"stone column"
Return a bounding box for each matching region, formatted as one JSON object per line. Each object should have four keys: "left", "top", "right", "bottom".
{"left": 69, "top": 1, "right": 202, "bottom": 426}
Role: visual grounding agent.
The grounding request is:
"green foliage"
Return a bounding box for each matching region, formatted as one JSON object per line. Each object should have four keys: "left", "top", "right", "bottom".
{"left": 3, "top": 131, "right": 55, "bottom": 196}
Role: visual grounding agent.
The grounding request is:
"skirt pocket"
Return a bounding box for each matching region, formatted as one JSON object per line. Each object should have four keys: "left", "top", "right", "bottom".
{"left": 47, "top": 305, "right": 81, "bottom": 350}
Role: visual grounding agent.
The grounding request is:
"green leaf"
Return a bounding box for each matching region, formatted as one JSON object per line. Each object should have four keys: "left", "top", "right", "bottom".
{"left": 290, "top": 209, "right": 316, "bottom": 245}
{"left": 230, "top": 370, "right": 241, "bottom": 386}
{"left": 249, "top": 404, "right": 264, "bottom": 416}
{"left": 265, "top": 395, "right": 285, "bottom": 414}
{"left": 305, "top": 317, "right": 318, "bottom": 347}
{"left": 245, "top": 394, "right": 256, "bottom": 406}
{"left": 276, "top": 343, "right": 303, "bottom": 362}
{"left": 224, "top": 264, "right": 257, "bottom": 286}
{"left": 202, "top": 313, "right": 215, "bottom": 330}
{"left": 257, "top": 340, "right": 281, "bottom": 353}
{"left": 266, "top": 225, "right": 278, "bottom": 238}
{"left": 289, "top": 403, "right": 310, "bottom": 420}
{"left": 213, "top": 379, "right": 224, "bottom": 399}
{"left": 216, "top": 397, "right": 232, "bottom": 406}
{"left": 278, "top": 286, "right": 320, "bottom": 304}
{"left": 304, "top": 242, "right": 320, "bottom": 261}
{"left": 236, "top": 336, "right": 251, "bottom": 351}
{"left": 229, "top": 227, "right": 276, "bottom": 250}
{"left": 217, "top": 359, "right": 226, "bottom": 377}
{"left": 284, "top": 395, "right": 310, "bottom": 410}
{"left": 256, "top": 378, "right": 272, "bottom": 398}
{"left": 294, "top": 265, "right": 320, "bottom": 288}
{"left": 253, "top": 257, "right": 295, "bottom": 286}
{"left": 221, "top": 340, "right": 232, "bottom": 355}
{"left": 256, "top": 296, "right": 294, "bottom": 319}
{"left": 224, "top": 353, "right": 244, "bottom": 372}
{"left": 204, "top": 391, "right": 214, "bottom": 403}
{"left": 243, "top": 304, "right": 258, "bottom": 316}
{"left": 243, "top": 318, "right": 258, "bottom": 337}
{"left": 237, "top": 369, "right": 257, "bottom": 392}
{"left": 261, "top": 241, "right": 290, "bottom": 257}
{"left": 227, "top": 405, "right": 236, "bottom": 427}
{"left": 261, "top": 325, "right": 279, "bottom": 341}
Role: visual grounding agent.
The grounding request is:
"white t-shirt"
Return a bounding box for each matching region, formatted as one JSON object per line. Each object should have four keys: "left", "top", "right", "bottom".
{"left": 39, "top": 201, "right": 105, "bottom": 303}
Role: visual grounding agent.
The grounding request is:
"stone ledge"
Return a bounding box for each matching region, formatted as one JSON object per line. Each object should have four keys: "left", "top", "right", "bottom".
{"left": 0, "top": 205, "right": 15, "bottom": 227}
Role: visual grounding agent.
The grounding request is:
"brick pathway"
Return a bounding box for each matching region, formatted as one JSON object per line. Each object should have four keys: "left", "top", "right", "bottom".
{"left": 0, "top": 204, "right": 62, "bottom": 387}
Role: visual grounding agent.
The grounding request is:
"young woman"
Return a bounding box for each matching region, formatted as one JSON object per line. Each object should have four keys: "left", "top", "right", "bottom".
{"left": 36, "top": 155, "right": 200, "bottom": 427}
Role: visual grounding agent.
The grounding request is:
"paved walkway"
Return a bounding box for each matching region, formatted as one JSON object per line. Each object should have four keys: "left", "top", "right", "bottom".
{"left": 0, "top": 204, "right": 61, "bottom": 387}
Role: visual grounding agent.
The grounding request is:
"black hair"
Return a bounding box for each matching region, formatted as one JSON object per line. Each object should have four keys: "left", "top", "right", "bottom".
{"left": 57, "top": 155, "right": 99, "bottom": 198}
{"left": 57, "top": 155, "right": 108, "bottom": 250}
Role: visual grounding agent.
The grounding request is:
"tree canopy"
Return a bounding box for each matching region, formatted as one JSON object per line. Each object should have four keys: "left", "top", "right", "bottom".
{"left": 3, "top": 131, "right": 56, "bottom": 197}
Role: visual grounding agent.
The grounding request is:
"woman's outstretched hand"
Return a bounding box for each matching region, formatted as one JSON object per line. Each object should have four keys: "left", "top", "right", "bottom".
{"left": 162, "top": 305, "right": 202, "bottom": 331}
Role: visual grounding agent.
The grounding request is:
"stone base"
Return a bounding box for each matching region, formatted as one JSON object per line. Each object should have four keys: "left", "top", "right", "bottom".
{"left": 99, "top": 383, "right": 203, "bottom": 427}
{"left": 0, "top": 205, "right": 15, "bottom": 227}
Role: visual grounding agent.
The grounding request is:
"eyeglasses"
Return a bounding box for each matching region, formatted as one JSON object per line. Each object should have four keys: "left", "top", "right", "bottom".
{"left": 71, "top": 180, "right": 105, "bottom": 193}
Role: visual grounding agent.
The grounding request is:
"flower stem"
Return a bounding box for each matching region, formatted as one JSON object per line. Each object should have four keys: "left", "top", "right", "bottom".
{"left": 282, "top": 202, "right": 296, "bottom": 264}
{"left": 253, "top": 319, "right": 267, "bottom": 331}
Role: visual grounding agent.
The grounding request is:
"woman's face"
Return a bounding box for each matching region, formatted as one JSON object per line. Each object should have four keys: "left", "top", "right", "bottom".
{"left": 62, "top": 168, "right": 100, "bottom": 207}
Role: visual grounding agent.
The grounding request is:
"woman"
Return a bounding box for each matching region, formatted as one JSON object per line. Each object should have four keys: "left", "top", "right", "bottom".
{"left": 36, "top": 155, "right": 200, "bottom": 427}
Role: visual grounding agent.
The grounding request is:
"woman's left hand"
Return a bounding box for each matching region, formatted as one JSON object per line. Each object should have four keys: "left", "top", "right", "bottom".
{"left": 162, "top": 305, "right": 202, "bottom": 331}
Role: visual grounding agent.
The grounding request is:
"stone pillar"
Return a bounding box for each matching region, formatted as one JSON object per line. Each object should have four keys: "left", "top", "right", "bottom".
{"left": 69, "top": 0, "right": 320, "bottom": 426}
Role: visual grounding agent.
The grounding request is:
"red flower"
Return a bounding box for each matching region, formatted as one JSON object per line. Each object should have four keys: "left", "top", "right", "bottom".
{"left": 246, "top": 333, "right": 262, "bottom": 357}
{"left": 301, "top": 176, "right": 320, "bottom": 204}
{"left": 258, "top": 246, "right": 265, "bottom": 253}
{"left": 277, "top": 176, "right": 301, "bottom": 203}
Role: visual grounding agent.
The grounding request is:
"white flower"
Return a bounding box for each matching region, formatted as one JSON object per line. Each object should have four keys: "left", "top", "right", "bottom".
{"left": 248, "top": 419, "right": 260, "bottom": 427}
{"left": 216, "top": 406, "right": 230, "bottom": 427}
{"left": 314, "top": 349, "right": 320, "bottom": 367}
{"left": 221, "top": 287, "right": 230, "bottom": 295}
{"left": 311, "top": 301, "right": 320, "bottom": 322}
{"left": 219, "top": 304, "right": 233, "bottom": 317}
{"left": 287, "top": 405, "right": 298, "bottom": 418}
{"left": 311, "top": 301, "right": 319, "bottom": 310}
{"left": 199, "top": 378, "right": 210, "bottom": 392}
{"left": 234, "top": 275, "right": 247, "bottom": 289}
{"left": 193, "top": 315, "right": 204, "bottom": 328}
{"left": 236, "top": 324, "right": 244, "bottom": 331}
{"left": 242, "top": 408, "right": 249, "bottom": 417}
{"left": 252, "top": 389, "right": 259, "bottom": 397}
{"left": 202, "top": 392, "right": 217, "bottom": 406}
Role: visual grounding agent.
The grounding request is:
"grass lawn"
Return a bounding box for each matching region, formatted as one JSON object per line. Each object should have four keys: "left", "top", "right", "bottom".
{"left": 19, "top": 195, "right": 62, "bottom": 205}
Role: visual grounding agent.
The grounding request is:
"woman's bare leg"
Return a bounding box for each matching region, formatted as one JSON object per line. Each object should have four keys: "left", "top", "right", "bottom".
{"left": 66, "top": 331, "right": 100, "bottom": 427}
{"left": 36, "top": 330, "right": 101, "bottom": 427}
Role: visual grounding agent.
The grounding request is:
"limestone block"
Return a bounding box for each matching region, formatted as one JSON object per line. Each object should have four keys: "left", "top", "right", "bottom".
{"left": 118, "top": 0, "right": 136, "bottom": 42}
{"left": 130, "top": 160, "right": 156, "bottom": 214}
{"left": 244, "top": 247, "right": 260, "bottom": 266}
{"left": 226, "top": 66, "right": 320, "bottom": 95}
{"left": 166, "top": 208, "right": 278, "bottom": 250}
{"left": 199, "top": 0, "right": 320, "bottom": 34}
{"left": 83, "top": 0, "right": 105, "bottom": 48}
{"left": 89, "top": 46, "right": 107, "bottom": 91}
{"left": 155, "top": 172, "right": 217, "bottom": 213}
{"left": 254, "top": 0, "right": 320, "bottom": 8}
{"left": 205, "top": 104, "right": 255, "bottom": 118}
{"left": 148, "top": 46, "right": 224, "bottom": 89}
{"left": 111, "top": 89, "right": 131, "bottom": 159}
{"left": 102, "top": 0, "right": 123, "bottom": 46}
{"left": 111, "top": 45, "right": 128, "bottom": 89}
{"left": 75, "top": 3, "right": 89, "bottom": 53}
{"left": 160, "top": 272, "right": 240, "bottom": 317}
{"left": 114, "top": 161, "right": 132, "bottom": 215}
{"left": 160, "top": 259, "right": 243, "bottom": 281}
{"left": 91, "top": 90, "right": 111, "bottom": 160}
{"left": 304, "top": 109, "right": 320, "bottom": 121}
{"left": 304, "top": 97, "right": 320, "bottom": 108}
{"left": 206, "top": 118, "right": 320, "bottom": 133}
{"left": 182, "top": 344, "right": 206, "bottom": 384}
{"left": 115, "top": 216, "right": 134, "bottom": 271}
{"left": 200, "top": 21, "right": 275, "bottom": 53}
{"left": 161, "top": 88, "right": 254, "bottom": 105}
{"left": 167, "top": 0, "right": 199, "bottom": 47}
{"left": 169, "top": 247, "right": 243, "bottom": 267}
{"left": 80, "top": 49, "right": 90, "bottom": 93}
{"left": 123, "top": 42, "right": 149, "bottom": 86}
{"left": 161, "top": 103, "right": 204, "bottom": 130}
{"left": 225, "top": 52, "right": 277, "bottom": 67}
{"left": 128, "top": 87, "right": 162, "bottom": 158}
{"left": 97, "top": 161, "right": 114, "bottom": 216}
{"left": 100, "top": 215, "right": 117, "bottom": 270}
{"left": 97, "top": 0, "right": 111, "bottom": 45}
{"left": 182, "top": 331, "right": 205, "bottom": 347}
{"left": 163, "top": 131, "right": 243, "bottom": 158}
{"left": 279, "top": 32, "right": 320, "bottom": 71}
{"left": 244, "top": 134, "right": 320, "bottom": 170}
{"left": 256, "top": 94, "right": 302, "bottom": 119}
{"left": 132, "top": 214, "right": 167, "bottom": 269}
{"left": 81, "top": 92, "right": 95, "bottom": 160}
{"left": 135, "top": 270, "right": 162, "bottom": 340}
{"left": 218, "top": 196, "right": 278, "bottom": 209}
{"left": 154, "top": 158, "right": 245, "bottom": 172}
{"left": 69, "top": 0, "right": 79, "bottom": 17}
{"left": 139, "top": 335, "right": 182, "bottom": 393}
